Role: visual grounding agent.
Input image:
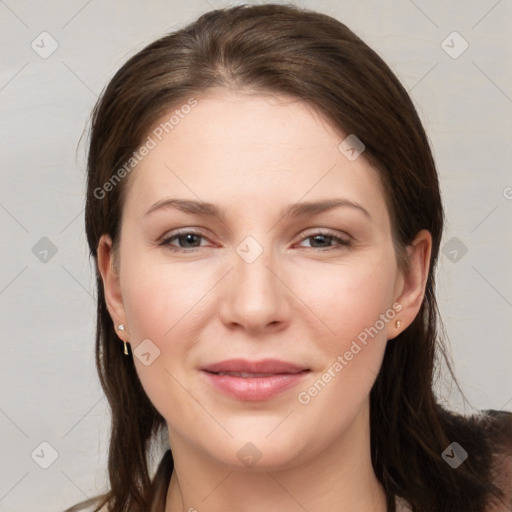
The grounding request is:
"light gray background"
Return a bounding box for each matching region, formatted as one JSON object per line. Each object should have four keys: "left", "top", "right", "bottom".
{"left": 1, "top": 1, "right": 511, "bottom": 511}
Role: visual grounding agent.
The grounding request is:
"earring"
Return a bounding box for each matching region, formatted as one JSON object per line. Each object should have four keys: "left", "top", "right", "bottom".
{"left": 395, "top": 320, "right": 401, "bottom": 329}
{"left": 117, "top": 324, "right": 129, "bottom": 356}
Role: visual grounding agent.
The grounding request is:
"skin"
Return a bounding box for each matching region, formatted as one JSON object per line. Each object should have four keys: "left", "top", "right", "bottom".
{"left": 98, "top": 88, "right": 432, "bottom": 512}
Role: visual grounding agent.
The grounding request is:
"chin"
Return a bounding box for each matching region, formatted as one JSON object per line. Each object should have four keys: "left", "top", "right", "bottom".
{"left": 201, "top": 426, "right": 314, "bottom": 472}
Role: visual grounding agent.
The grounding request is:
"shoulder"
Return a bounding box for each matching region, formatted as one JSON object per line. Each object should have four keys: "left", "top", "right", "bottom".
{"left": 477, "top": 409, "right": 512, "bottom": 455}
{"left": 478, "top": 409, "right": 512, "bottom": 511}
{"left": 479, "top": 408, "right": 512, "bottom": 431}
{"left": 487, "top": 451, "right": 512, "bottom": 512}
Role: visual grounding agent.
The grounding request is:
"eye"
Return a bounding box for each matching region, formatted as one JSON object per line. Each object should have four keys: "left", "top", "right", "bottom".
{"left": 159, "top": 230, "right": 211, "bottom": 252}
{"left": 158, "top": 229, "right": 351, "bottom": 253}
{"left": 296, "top": 230, "right": 351, "bottom": 251}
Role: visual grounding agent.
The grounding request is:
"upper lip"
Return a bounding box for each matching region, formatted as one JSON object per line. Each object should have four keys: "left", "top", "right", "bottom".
{"left": 201, "top": 358, "right": 309, "bottom": 374}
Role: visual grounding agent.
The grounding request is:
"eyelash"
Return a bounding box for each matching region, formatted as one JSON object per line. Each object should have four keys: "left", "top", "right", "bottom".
{"left": 158, "top": 229, "right": 351, "bottom": 253}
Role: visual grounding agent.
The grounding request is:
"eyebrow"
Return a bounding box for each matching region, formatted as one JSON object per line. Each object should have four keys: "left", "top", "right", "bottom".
{"left": 144, "top": 197, "right": 373, "bottom": 222}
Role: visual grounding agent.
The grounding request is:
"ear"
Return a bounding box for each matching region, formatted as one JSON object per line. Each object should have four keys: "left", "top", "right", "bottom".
{"left": 390, "top": 229, "right": 432, "bottom": 340}
{"left": 97, "top": 234, "right": 129, "bottom": 342}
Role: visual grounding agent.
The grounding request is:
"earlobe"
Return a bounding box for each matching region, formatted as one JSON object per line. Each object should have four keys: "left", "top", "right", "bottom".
{"left": 97, "top": 234, "right": 128, "bottom": 336}
{"left": 392, "top": 229, "right": 432, "bottom": 336}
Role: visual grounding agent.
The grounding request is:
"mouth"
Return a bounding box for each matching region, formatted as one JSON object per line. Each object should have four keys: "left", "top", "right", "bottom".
{"left": 200, "top": 359, "right": 311, "bottom": 401}
{"left": 209, "top": 371, "right": 291, "bottom": 377}
{"left": 201, "top": 358, "right": 309, "bottom": 374}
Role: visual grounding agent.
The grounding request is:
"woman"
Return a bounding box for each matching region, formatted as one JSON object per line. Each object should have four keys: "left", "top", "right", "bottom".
{"left": 66, "top": 4, "right": 512, "bottom": 512}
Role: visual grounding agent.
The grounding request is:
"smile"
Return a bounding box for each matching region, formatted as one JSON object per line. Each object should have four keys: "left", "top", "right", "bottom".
{"left": 202, "top": 371, "right": 310, "bottom": 401}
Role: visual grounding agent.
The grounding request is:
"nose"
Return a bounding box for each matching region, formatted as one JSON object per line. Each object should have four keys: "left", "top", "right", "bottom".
{"left": 218, "top": 235, "right": 289, "bottom": 335}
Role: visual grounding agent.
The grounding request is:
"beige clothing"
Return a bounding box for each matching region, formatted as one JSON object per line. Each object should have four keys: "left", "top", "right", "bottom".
{"left": 395, "top": 495, "right": 413, "bottom": 511}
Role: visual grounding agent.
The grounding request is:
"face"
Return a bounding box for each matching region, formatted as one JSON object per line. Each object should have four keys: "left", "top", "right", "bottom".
{"left": 100, "top": 88, "right": 429, "bottom": 471}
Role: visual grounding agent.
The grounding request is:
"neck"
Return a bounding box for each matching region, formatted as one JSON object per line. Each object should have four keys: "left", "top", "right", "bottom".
{"left": 165, "top": 401, "right": 388, "bottom": 512}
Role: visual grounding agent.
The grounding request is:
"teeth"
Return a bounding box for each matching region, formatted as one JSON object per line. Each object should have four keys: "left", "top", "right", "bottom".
{"left": 216, "top": 371, "right": 277, "bottom": 377}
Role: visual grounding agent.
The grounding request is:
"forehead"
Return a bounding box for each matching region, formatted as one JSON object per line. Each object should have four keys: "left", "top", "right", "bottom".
{"left": 122, "top": 89, "right": 390, "bottom": 230}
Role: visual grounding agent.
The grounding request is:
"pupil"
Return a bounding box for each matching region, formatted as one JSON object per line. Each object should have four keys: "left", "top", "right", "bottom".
{"left": 314, "top": 235, "right": 329, "bottom": 246}
{"left": 185, "top": 234, "right": 197, "bottom": 246}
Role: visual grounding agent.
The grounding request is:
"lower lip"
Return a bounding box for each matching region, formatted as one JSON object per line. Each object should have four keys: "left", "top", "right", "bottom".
{"left": 201, "top": 370, "right": 310, "bottom": 401}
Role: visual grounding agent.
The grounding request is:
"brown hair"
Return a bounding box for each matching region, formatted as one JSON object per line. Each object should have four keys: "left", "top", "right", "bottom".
{"left": 67, "top": 4, "right": 509, "bottom": 511}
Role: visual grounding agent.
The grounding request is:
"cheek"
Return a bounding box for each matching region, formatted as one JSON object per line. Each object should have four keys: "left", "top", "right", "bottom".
{"left": 121, "top": 258, "right": 208, "bottom": 343}
{"left": 293, "top": 261, "right": 396, "bottom": 410}
{"left": 119, "top": 256, "right": 219, "bottom": 413}
{"left": 296, "top": 257, "right": 397, "bottom": 349}
{"left": 120, "top": 264, "right": 200, "bottom": 422}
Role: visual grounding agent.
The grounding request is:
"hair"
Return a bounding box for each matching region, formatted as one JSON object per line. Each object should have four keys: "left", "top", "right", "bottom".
{"left": 66, "top": 4, "right": 510, "bottom": 512}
